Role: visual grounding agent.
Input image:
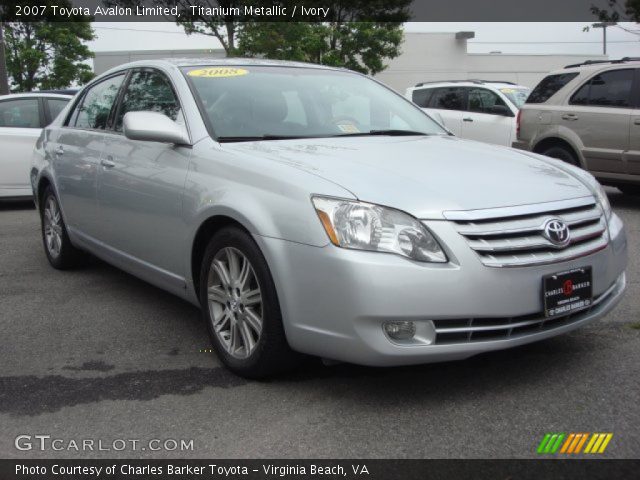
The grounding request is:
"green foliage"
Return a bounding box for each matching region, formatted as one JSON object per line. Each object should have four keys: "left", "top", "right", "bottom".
{"left": 591, "top": 0, "right": 640, "bottom": 22}
{"left": 3, "top": 2, "right": 95, "bottom": 92}
{"left": 237, "top": 22, "right": 405, "bottom": 75}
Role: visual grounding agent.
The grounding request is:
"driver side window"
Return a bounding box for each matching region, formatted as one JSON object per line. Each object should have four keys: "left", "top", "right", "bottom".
{"left": 468, "top": 88, "right": 507, "bottom": 114}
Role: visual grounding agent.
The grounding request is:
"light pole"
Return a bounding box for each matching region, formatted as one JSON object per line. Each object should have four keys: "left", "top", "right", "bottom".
{"left": 592, "top": 22, "right": 617, "bottom": 56}
{"left": 0, "top": 24, "right": 9, "bottom": 95}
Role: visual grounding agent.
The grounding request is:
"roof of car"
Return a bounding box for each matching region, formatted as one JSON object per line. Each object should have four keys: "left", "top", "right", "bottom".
{"left": 554, "top": 58, "right": 640, "bottom": 75}
{"left": 410, "top": 80, "right": 529, "bottom": 89}
{"left": 0, "top": 92, "right": 74, "bottom": 100}
{"left": 106, "top": 57, "right": 342, "bottom": 72}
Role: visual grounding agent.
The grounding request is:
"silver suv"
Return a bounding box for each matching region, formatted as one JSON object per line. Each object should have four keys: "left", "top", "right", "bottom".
{"left": 513, "top": 58, "right": 640, "bottom": 195}
{"left": 32, "top": 59, "right": 627, "bottom": 378}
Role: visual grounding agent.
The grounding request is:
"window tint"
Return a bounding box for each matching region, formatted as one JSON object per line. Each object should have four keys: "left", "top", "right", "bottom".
{"left": 526, "top": 73, "right": 579, "bottom": 104}
{"left": 74, "top": 74, "right": 125, "bottom": 129}
{"left": 569, "top": 69, "right": 634, "bottom": 108}
{"left": 429, "top": 88, "right": 465, "bottom": 111}
{"left": 46, "top": 98, "right": 70, "bottom": 123}
{"left": 467, "top": 88, "right": 508, "bottom": 114}
{"left": 411, "top": 88, "right": 433, "bottom": 108}
{"left": 0, "top": 98, "right": 40, "bottom": 128}
{"left": 115, "top": 70, "right": 181, "bottom": 132}
{"left": 570, "top": 82, "right": 590, "bottom": 105}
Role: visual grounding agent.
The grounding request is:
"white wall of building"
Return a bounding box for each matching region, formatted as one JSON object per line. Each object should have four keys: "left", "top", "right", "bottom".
{"left": 375, "top": 32, "right": 606, "bottom": 92}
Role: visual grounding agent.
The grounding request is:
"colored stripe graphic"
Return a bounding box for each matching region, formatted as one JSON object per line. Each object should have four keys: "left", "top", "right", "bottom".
{"left": 537, "top": 433, "right": 565, "bottom": 454}
{"left": 538, "top": 433, "right": 613, "bottom": 454}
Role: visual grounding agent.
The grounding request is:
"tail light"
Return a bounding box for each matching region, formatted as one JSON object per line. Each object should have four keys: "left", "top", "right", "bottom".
{"left": 516, "top": 109, "right": 522, "bottom": 140}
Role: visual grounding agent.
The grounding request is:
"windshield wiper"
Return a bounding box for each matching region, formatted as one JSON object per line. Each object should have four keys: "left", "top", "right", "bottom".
{"left": 217, "top": 134, "right": 315, "bottom": 142}
{"left": 334, "top": 129, "right": 431, "bottom": 137}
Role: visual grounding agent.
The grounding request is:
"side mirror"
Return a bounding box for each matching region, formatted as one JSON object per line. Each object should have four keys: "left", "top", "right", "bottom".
{"left": 488, "top": 105, "right": 513, "bottom": 117}
{"left": 123, "top": 111, "right": 190, "bottom": 145}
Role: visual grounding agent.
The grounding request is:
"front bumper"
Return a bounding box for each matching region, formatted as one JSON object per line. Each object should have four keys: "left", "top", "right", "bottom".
{"left": 255, "top": 213, "right": 627, "bottom": 366}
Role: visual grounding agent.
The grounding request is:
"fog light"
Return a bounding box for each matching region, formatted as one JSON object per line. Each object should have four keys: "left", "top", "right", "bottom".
{"left": 383, "top": 321, "right": 416, "bottom": 340}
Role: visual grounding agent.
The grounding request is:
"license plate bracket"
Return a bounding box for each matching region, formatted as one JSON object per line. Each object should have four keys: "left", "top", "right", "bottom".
{"left": 543, "top": 267, "right": 593, "bottom": 317}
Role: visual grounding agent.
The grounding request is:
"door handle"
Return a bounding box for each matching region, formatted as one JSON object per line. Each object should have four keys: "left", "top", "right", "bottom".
{"left": 54, "top": 146, "right": 64, "bottom": 156}
{"left": 561, "top": 113, "right": 579, "bottom": 121}
{"left": 463, "top": 117, "right": 473, "bottom": 122}
{"left": 100, "top": 157, "right": 116, "bottom": 168}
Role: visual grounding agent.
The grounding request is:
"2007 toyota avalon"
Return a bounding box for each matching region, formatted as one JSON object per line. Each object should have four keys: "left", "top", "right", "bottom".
{"left": 31, "top": 59, "right": 627, "bottom": 378}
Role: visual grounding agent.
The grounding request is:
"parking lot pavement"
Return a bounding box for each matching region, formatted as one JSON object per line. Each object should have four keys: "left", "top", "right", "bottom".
{"left": 0, "top": 189, "right": 639, "bottom": 459}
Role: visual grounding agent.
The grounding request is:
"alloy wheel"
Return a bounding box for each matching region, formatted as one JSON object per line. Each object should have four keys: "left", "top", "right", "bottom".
{"left": 207, "top": 247, "right": 263, "bottom": 359}
{"left": 43, "top": 197, "right": 63, "bottom": 258}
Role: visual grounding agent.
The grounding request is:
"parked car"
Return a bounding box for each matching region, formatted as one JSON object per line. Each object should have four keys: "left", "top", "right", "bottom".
{"left": 405, "top": 80, "right": 531, "bottom": 146}
{"left": 32, "top": 59, "right": 626, "bottom": 378}
{"left": 513, "top": 58, "right": 640, "bottom": 195}
{"left": 0, "top": 92, "right": 73, "bottom": 199}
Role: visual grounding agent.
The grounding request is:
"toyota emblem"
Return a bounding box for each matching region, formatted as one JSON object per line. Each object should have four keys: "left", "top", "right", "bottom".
{"left": 543, "top": 218, "right": 571, "bottom": 247}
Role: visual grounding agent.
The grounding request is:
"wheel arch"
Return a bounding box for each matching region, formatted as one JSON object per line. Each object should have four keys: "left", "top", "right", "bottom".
{"left": 190, "top": 214, "right": 254, "bottom": 299}
{"left": 533, "top": 136, "right": 584, "bottom": 168}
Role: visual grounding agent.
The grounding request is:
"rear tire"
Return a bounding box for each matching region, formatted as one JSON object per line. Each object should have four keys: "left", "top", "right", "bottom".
{"left": 541, "top": 145, "right": 579, "bottom": 166}
{"left": 40, "top": 186, "right": 84, "bottom": 269}
{"left": 199, "top": 226, "right": 298, "bottom": 378}
{"left": 618, "top": 184, "right": 640, "bottom": 197}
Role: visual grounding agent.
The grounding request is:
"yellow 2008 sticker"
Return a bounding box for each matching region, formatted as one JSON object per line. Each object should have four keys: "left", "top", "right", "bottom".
{"left": 187, "top": 67, "right": 248, "bottom": 78}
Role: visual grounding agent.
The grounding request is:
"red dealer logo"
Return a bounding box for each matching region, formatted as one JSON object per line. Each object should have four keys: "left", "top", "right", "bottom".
{"left": 563, "top": 280, "right": 574, "bottom": 296}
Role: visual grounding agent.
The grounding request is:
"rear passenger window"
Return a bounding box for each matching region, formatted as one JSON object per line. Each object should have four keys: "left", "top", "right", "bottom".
{"left": 411, "top": 88, "right": 433, "bottom": 108}
{"left": 569, "top": 69, "right": 634, "bottom": 108}
{"left": 429, "top": 88, "right": 465, "bottom": 111}
{"left": 0, "top": 98, "right": 40, "bottom": 128}
{"left": 526, "top": 73, "right": 579, "bottom": 104}
{"left": 115, "top": 70, "right": 181, "bottom": 132}
{"left": 73, "top": 74, "right": 125, "bottom": 130}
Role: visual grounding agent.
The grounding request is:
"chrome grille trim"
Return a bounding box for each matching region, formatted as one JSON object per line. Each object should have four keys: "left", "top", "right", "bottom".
{"left": 449, "top": 200, "right": 608, "bottom": 268}
{"left": 433, "top": 280, "right": 618, "bottom": 344}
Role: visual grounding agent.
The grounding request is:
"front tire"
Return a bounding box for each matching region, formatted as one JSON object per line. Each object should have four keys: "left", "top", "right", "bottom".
{"left": 40, "top": 187, "right": 84, "bottom": 269}
{"left": 541, "top": 145, "right": 579, "bottom": 166}
{"left": 199, "top": 227, "right": 297, "bottom": 378}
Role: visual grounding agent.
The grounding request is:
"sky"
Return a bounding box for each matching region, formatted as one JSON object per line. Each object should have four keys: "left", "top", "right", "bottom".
{"left": 88, "top": 22, "right": 640, "bottom": 58}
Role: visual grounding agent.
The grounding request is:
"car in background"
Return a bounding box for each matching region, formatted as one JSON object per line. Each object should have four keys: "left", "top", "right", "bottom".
{"left": 513, "top": 58, "right": 640, "bottom": 196}
{"left": 405, "top": 80, "right": 531, "bottom": 147}
{"left": 0, "top": 92, "right": 74, "bottom": 199}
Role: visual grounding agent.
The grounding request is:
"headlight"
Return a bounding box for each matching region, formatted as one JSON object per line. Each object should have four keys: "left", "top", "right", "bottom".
{"left": 594, "top": 182, "right": 612, "bottom": 221}
{"left": 312, "top": 196, "right": 447, "bottom": 263}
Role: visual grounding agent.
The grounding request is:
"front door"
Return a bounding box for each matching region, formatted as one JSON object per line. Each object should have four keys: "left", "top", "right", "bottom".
{"left": 461, "top": 87, "right": 514, "bottom": 146}
{"left": 96, "top": 68, "right": 191, "bottom": 279}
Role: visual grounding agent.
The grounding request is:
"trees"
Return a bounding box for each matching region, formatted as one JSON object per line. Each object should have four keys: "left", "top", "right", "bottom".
{"left": 109, "top": 0, "right": 411, "bottom": 75}
{"left": 4, "top": 18, "right": 95, "bottom": 92}
{"left": 237, "top": 21, "right": 405, "bottom": 75}
{"left": 591, "top": 0, "right": 640, "bottom": 22}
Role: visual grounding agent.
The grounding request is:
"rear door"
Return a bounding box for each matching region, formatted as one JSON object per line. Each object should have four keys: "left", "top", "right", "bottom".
{"left": 96, "top": 68, "right": 191, "bottom": 279}
{"left": 53, "top": 73, "right": 126, "bottom": 237}
{"left": 626, "top": 69, "right": 640, "bottom": 175}
{"left": 0, "top": 97, "right": 43, "bottom": 196}
{"left": 461, "top": 87, "right": 515, "bottom": 146}
{"left": 564, "top": 68, "right": 634, "bottom": 174}
{"left": 424, "top": 87, "right": 466, "bottom": 136}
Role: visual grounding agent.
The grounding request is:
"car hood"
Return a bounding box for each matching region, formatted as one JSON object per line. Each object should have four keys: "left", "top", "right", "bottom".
{"left": 222, "top": 135, "right": 592, "bottom": 219}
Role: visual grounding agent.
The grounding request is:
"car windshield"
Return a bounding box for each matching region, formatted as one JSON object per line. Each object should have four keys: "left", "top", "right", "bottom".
{"left": 182, "top": 65, "right": 447, "bottom": 141}
{"left": 499, "top": 87, "right": 531, "bottom": 109}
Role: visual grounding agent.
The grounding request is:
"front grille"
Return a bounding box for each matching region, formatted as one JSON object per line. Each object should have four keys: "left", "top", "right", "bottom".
{"left": 433, "top": 281, "right": 617, "bottom": 345}
{"left": 450, "top": 199, "right": 608, "bottom": 267}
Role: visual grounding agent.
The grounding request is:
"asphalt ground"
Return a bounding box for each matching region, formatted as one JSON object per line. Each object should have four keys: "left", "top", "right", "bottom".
{"left": 0, "top": 188, "right": 638, "bottom": 459}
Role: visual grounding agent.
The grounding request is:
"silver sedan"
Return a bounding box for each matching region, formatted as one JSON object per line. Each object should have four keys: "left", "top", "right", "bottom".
{"left": 31, "top": 59, "right": 627, "bottom": 377}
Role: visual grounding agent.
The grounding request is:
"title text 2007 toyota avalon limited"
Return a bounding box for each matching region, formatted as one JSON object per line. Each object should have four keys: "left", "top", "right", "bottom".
{"left": 31, "top": 59, "right": 627, "bottom": 377}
